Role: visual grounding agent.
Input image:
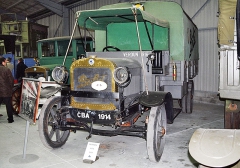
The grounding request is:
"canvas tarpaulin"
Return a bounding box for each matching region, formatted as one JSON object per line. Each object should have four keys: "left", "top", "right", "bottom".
{"left": 218, "top": 0, "right": 237, "bottom": 45}
{"left": 76, "top": 7, "right": 169, "bottom": 30}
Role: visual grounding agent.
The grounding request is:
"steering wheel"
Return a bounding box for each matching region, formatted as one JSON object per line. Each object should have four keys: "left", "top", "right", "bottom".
{"left": 102, "top": 46, "right": 121, "bottom": 52}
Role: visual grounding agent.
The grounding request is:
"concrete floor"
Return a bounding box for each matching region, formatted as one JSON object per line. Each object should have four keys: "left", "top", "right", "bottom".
{"left": 0, "top": 102, "right": 225, "bottom": 168}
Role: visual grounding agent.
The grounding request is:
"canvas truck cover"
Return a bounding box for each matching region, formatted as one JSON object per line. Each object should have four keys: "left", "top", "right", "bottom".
{"left": 76, "top": 7, "right": 170, "bottom": 54}
{"left": 218, "top": 0, "right": 237, "bottom": 45}
{"left": 76, "top": 7, "right": 169, "bottom": 30}
{"left": 76, "top": 1, "right": 198, "bottom": 61}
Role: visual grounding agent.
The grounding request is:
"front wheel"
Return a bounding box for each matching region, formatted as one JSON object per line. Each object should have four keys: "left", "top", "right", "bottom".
{"left": 147, "top": 105, "right": 167, "bottom": 162}
{"left": 38, "top": 96, "right": 70, "bottom": 149}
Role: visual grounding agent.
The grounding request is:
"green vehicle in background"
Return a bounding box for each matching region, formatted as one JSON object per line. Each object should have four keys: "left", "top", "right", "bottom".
{"left": 26, "top": 36, "right": 93, "bottom": 81}
{"left": 12, "top": 36, "right": 93, "bottom": 114}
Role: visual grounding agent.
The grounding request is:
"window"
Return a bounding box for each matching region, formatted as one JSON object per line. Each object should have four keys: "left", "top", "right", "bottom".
{"left": 0, "top": 45, "right": 4, "bottom": 55}
{"left": 15, "top": 45, "right": 21, "bottom": 57}
{"left": 41, "top": 42, "right": 55, "bottom": 57}
{"left": 23, "top": 44, "right": 30, "bottom": 58}
{"left": 57, "top": 41, "right": 72, "bottom": 56}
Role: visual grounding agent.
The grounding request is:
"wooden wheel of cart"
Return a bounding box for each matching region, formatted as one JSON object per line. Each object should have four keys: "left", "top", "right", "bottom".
{"left": 147, "top": 105, "right": 167, "bottom": 162}
{"left": 38, "top": 96, "right": 70, "bottom": 149}
{"left": 181, "top": 80, "right": 194, "bottom": 113}
{"left": 12, "top": 84, "right": 21, "bottom": 115}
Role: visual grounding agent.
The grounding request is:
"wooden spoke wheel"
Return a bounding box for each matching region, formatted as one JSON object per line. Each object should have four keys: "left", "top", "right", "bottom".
{"left": 147, "top": 105, "right": 167, "bottom": 162}
{"left": 38, "top": 96, "right": 70, "bottom": 149}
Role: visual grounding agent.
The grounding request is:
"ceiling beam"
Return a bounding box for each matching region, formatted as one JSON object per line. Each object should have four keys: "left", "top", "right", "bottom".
{"left": 36, "top": 0, "right": 70, "bottom": 36}
{"left": 62, "top": 0, "right": 96, "bottom": 8}
{"left": 27, "top": 9, "right": 52, "bottom": 20}
{"left": 24, "top": 3, "right": 41, "bottom": 17}
{"left": 36, "top": 0, "right": 63, "bottom": 17}
{"left": 192, "top": 0, "right": 211, "bottom": 20}
{"left": 5, "top": 0, "right": 24, "bottom": 10}
{"left": 27, "top": 0, "right": 96, "bottom": 20}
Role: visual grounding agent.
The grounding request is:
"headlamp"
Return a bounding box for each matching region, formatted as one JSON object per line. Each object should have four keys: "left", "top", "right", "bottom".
{"left": 52, "top": 66, "right": 68, "bottom": 83}
{"left": 113, "top": 67, "right": 130, "bottom": 86}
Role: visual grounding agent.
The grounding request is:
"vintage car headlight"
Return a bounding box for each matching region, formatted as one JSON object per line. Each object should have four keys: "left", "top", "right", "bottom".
{"left": 52, "top": 66, "right": 68, "bottom": 83}
{"left": 113, "top": 67, "right": 131, "bottom": 86}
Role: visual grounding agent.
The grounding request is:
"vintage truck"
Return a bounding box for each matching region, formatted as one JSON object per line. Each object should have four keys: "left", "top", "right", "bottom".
{"left": 38, "top": 1, "right": 198, "bottom": 162}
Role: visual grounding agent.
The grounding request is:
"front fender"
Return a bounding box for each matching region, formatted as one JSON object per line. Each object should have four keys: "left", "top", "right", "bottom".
{"left": 40, "top": 86, "right": 62, "bottom": 99}
{"left": 139, "top": 91, "right": 174, "bottom": 124}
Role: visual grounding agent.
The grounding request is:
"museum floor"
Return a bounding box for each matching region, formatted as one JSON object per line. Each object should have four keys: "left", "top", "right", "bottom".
{"left": 0, "top": 101, "right": 225, "bottom": 168}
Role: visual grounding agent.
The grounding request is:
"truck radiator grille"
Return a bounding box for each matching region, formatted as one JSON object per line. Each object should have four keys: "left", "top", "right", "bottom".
{"left": 73, "top": 68, "right": 112, "bottom": 92}
{"left": 71, "top": 67, "right": 118, "bottom": 110}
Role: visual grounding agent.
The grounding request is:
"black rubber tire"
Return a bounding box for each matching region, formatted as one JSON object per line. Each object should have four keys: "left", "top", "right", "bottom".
{"left": 147, "top": 105, "right": 166, "bottom": 162}
{"left": 12, "top": 84, "right": 21, "bottom": 115}
{"left": 181, "top": 95, "right": 187, "bottom": 113}
{"left": 186, "top": 80, "right": 194, "bottom": 113}
{"left": 38, "top": 96, "right": 70, "bottom": 149}
{"left": 181, "top": 80, "right": 194, "bottom": 113}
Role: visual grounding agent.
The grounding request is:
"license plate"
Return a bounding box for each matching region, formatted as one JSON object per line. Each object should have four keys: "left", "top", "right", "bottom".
{"left": 69, "top": 109, "right": 115, "bottom": 124}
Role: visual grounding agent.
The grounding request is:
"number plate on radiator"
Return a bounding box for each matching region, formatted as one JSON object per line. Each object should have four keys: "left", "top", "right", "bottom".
{"left": 69, "top": 108, "right": 115, "bottom": 124}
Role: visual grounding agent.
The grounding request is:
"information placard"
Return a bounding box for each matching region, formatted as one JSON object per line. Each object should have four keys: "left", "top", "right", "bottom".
{"left": 19, "top": 78, "right": 41, "bottom": 124}
{"left": 83, "top": 142, "right": 100, "bottom": 163}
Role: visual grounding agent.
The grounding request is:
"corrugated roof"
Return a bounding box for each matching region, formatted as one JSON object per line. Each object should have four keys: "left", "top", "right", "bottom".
{"left": 0, "top": 0, "right": 94, "bottom": 21}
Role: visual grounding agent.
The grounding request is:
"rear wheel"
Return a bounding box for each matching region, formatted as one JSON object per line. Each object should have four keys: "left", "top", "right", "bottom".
{"left": 12, "top": 85, "right": 21, "bottom": 115}
{"left": 147, "top": 105, "right": 167, "bottom": 162}
{"left": 181, "top": 80, "right": 194, "bottom": 113}
{"left": 38, "top": 96, "right": 70, "bottom": 149}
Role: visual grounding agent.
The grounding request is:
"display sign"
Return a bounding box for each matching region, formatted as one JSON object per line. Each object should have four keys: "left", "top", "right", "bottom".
{"left": 19, "top": 78, "right": 41, "bottom": 124}
{"left": 83, "top": 142, "right": 100, "bottom": 163}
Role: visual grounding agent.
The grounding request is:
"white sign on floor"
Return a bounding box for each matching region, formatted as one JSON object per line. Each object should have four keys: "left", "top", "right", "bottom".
{"left": 83, "top": 142, "right": 100, "bottom": 163}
